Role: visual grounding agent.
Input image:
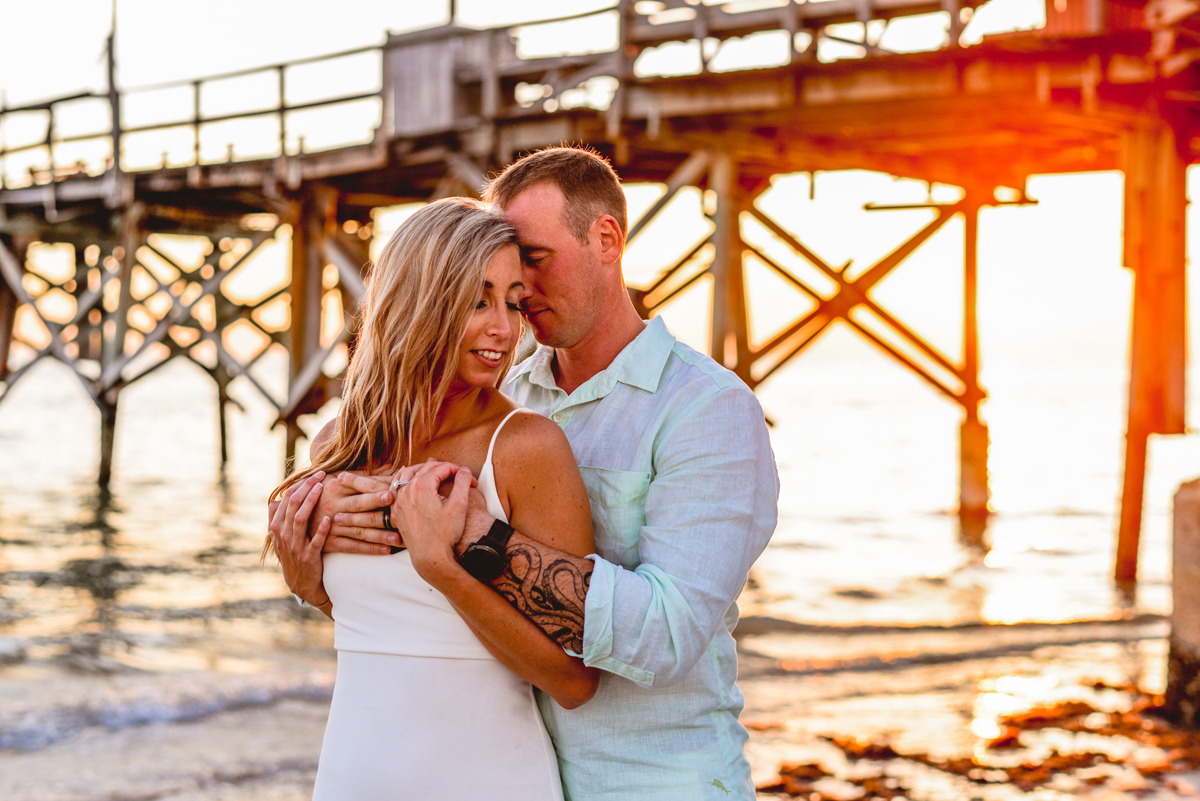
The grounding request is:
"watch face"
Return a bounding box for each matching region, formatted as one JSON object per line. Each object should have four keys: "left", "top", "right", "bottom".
{"left": 461, "top": 545, "right": 503, "bottom": 582}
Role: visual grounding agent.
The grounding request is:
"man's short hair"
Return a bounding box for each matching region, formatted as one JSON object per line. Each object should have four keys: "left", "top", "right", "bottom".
{"left": 483, "top": 146, "right": 627, "bottom": 244}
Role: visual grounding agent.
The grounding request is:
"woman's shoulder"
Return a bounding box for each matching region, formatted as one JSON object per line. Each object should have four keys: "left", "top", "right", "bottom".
{"left": 310, "top": 418, "right": 338, "bottom": 461}
{"left": 496, "top": 407, "right": 564, "bottom": 442}
{"left": 491, "top": 407, "right": 573, "bottom": 471}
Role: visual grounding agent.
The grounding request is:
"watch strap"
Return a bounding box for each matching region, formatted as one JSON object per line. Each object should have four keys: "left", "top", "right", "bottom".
{"left": 460, "top": 518, "right": 514, "bottom": 582}
{"left": 481, "top": 517, "right": 515, "bottom": 552}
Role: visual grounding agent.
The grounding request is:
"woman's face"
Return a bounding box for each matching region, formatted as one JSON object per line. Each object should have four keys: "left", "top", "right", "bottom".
{"left": 454, "top": 244, "right": 524, "bottom": 389}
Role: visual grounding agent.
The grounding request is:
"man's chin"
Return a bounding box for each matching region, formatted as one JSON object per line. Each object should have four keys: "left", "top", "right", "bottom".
{"left": 526, "top": 318, "right": 558, "bottom": 346}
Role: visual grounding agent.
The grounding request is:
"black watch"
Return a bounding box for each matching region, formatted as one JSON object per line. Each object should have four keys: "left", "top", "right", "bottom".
{"left": 459, "top": 518, "right": 514, "bottom": 582}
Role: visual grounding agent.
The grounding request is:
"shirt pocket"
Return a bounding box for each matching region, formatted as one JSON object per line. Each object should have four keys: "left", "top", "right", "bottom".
{"left": 578, "top": 466, "right": 651, "bottom": 570}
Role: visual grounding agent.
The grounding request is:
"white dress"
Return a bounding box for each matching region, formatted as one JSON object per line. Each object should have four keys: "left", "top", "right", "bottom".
{"left": 312, "top": 409, "right": 562, "bottom": 801}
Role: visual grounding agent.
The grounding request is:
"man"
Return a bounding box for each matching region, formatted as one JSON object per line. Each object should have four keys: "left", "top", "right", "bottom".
{"left": 280, "top": 147, "right": 777, "bottom": 799}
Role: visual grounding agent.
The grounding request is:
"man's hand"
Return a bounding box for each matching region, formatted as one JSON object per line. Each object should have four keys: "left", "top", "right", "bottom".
{"left": 267, "top": 473, "right": 332, "bottom": 614}
{"left": 459, "top": 483, "right": 495, "bottom": 558}
{"left": 316, "top": 471, "right": 399, "bottom": 555}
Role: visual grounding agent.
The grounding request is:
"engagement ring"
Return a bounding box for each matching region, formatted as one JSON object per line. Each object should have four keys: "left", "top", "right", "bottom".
{"left": 391, "top": 479, "right": 410, "bottom": 491}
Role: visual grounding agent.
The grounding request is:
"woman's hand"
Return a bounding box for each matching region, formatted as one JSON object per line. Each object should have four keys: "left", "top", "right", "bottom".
{"left": 391, "top": 460, "right": 476, "bottom": 583}
{"left": 268, "top": 472, "right": 333, "bottom": 615}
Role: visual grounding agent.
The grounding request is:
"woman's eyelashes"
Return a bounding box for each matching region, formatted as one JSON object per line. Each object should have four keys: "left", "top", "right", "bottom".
{"left": 473, "top": 298, "right": 521, "bottom": 320}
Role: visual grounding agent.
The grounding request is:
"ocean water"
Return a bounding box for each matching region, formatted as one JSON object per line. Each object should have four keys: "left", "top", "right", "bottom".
{"left": 0, "top": 332, "right": 1190, "bottom": 795}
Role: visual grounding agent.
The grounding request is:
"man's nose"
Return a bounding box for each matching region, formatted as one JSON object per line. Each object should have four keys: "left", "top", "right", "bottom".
{"left": 516, "top": 266, "right": 535, "bottom": 299}
{"left": 518, "top": 276, "right": 535, "bottom": 307}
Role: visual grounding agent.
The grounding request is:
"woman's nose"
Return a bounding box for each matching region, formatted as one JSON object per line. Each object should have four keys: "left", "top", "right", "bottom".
{"left": 487, "top": 307, "right": 511, "bottom": 340}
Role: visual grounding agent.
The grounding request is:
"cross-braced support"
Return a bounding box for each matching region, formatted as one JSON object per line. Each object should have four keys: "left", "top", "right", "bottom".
{"left": 0, "top": 188, "right": 367, "bottom": 484}
{"left": 627, "top": 158, "right": 1012, "bottom": 539}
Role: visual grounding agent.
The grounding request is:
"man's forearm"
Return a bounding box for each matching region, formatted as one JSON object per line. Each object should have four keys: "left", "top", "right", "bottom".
{"left": 491, "top": 532, "right": 594, "bottom": 654}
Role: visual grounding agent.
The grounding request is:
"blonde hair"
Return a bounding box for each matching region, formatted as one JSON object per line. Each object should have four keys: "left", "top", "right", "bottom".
{"left": 264, "top": 197, "right": 518, "bottom": 559}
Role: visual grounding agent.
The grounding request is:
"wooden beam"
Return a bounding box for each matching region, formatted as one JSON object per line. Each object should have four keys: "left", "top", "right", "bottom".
{"left": 626, "top": 0, "right": 957, "bottom": 46}
{"left": 628, "top": 150, "right": 709, "bottom": 243}
{"left": 322, "top": 233, "right": 369, "bottom": 303}
{"left": 102, "top": 205, "right": 143, "bottom": 370}
{"left": 959, "top": 195, "right": 989, "bottom": 541}
{"left": 708, "top": 154, "right": 754, "bottom": 384}
{"left": 1116, "top": 122, "right": 1189, "bottom": 583}
{"left": 446, "top": 152, "right": 487, "bottom": 197}
{"left": 0, "top": 239, "right": 18, "bottom": 382}
{"left": 855, "top": 203, "right": 958, "bottom": 291}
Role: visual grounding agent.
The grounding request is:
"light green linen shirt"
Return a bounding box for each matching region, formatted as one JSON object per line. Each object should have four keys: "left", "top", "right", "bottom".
{"left": 504, "top": 316, "right": 779, "bottom": 801}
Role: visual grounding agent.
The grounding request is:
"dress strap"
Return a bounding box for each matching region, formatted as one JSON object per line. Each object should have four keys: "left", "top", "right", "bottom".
{"left": 484, "top": 408, "right": 525, "bottom": 468}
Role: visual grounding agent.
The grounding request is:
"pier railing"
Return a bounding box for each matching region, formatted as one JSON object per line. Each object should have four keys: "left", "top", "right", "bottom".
{"left": 0, "top": 43, "right": 386, "bottom": 188}
{"left": 0, "top": 0, "right": 1017, "bottom": 189}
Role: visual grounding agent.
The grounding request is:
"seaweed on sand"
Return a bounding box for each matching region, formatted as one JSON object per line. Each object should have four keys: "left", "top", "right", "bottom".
{"left": 757, "top": 683, "right": 1200, "bottom": 798}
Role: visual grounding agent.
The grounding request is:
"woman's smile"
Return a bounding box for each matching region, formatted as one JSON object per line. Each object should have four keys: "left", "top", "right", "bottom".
{"left": 472, "top": 348, "right": 506, "bottom": 367}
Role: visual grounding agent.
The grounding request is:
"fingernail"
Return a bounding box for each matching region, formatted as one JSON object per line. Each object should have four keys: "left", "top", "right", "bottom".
{"left": 380, "top": 493, "right": 391, "bottom": 503}
{"left": 315, "top": 470, "right": 326, "bottom": 479}
{"left": 334, "top": 514, "right": 343, "bottom": 523}
{"left": 380, "top": 546, "right": 390, "bottom": 555}
{"left": 338, "top": 473, "right": 347, "bottom": 482}
{"left": 388, "top": 534, "right": 400, "bottom": 546}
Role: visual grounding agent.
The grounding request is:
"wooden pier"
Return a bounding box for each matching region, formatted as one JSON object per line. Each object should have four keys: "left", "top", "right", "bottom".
{"left": 1, "top": 0, "right": 1195, "bottom": 582}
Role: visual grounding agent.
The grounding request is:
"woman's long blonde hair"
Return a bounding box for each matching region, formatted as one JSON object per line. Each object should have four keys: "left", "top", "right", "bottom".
{"left": 264, "top": 198, "right": 519, "bottom": 559}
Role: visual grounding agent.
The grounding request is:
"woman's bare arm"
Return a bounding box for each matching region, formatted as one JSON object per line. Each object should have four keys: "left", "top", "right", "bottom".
{"left": 395, "top": 416, "right": 599, "bottom": 709}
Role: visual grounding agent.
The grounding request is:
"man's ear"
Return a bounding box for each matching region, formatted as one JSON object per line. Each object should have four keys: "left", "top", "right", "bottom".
{"left": 594, "top": 215, "right": 624, "bottom": 265}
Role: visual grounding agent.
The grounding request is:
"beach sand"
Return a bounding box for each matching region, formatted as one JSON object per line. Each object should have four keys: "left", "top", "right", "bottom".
{"left": 3, "top": 613, "right": 1197, "bottom": 801}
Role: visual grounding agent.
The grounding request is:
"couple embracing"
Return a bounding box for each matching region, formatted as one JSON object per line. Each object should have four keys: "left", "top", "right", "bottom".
{"left": 267, "top": 147, "right": 778, "bottom": 800}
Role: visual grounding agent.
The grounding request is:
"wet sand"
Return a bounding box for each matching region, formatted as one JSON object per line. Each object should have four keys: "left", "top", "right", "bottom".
{"left": 2, "top": 611, "right": 1193, "bottom": 801}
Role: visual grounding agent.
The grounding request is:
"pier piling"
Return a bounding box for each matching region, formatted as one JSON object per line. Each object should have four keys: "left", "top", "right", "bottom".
{"left": 98, "top": 393, "right": 117, "bottom": 489}
{"left": 959, "top": 193, "right": 989, "bottom": 544}
{"left": 1117, "top": 123, "right": 1188, "bottom": 583}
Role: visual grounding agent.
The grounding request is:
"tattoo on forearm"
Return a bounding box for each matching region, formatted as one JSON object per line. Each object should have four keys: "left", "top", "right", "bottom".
{"left": 494, "top": 543, "right": 591, "bottom": 653}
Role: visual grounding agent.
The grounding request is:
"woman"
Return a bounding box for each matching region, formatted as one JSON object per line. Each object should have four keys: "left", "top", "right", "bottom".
{"left": 266, "top": 198, "right": 597, "bottom": 799}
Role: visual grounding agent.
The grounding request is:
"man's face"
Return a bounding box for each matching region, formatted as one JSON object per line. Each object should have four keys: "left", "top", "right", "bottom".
{"left": 497, "top": 182, "right": 606, "bottom": 349}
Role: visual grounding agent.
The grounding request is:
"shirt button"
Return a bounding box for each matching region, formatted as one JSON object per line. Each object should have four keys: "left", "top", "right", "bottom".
{"left": 552, "top": 414, "right": 564, "bottom": 423}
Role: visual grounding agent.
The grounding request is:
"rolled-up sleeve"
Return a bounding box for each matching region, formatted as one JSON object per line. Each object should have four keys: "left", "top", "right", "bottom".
{"left": 578, "top": 385, "right": 779, "bottom": 687}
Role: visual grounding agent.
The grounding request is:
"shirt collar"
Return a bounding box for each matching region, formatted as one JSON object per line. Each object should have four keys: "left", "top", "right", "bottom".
{"left": 510, "top": 317, "right": 676, "bottom": 396}
{"left": 603, "top": 316, "right": 675, "bottom": 393}
{"left": 511, "top": 342, "right": 558, "bottom": 393}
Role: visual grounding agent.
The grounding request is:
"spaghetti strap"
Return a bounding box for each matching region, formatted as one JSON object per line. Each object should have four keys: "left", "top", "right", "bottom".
{"left": 484, "top": 408, "right": 525, "bottom": 467}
